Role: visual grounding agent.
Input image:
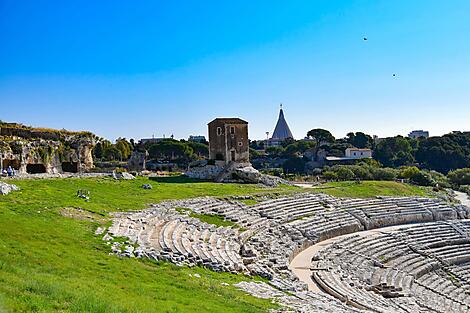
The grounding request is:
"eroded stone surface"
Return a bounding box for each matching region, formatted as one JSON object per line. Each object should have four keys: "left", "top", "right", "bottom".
{"left": 0, "top": 182, "right": 19, "bottom": 195}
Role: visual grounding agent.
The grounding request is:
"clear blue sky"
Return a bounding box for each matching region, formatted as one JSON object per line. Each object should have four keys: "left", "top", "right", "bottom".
{"left": 1, "top": 1, "right": 469, "bottom": 141}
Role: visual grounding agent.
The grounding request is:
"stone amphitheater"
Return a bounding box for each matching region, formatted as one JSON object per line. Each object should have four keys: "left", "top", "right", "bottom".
{"left": 104, "top": 192, "right": 470, "bottom": 312}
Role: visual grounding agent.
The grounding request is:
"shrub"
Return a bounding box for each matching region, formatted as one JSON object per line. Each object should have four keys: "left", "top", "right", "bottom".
{"left": 349, "top": 165, "right": 373, "bottom": 180}
{"left": 322, "top": 171, "right": 338, "bottom": 181}
{"left": 448, "top": 168, "right": 470, "bottom": 186}
{"left": 399, "top": 166, "right": 420, "bottom": 179}
{"left": 371, "top": 167, "right": 397, "bottom": 181}
{"left": 335, "top": 167, "right": 355, "bottom": 180}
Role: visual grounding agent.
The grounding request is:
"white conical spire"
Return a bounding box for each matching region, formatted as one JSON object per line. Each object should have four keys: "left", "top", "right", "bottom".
{"left": 271, "top": 104, "right": 293, "bottom": 140}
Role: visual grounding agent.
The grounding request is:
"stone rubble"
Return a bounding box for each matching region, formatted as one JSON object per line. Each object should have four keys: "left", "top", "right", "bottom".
{"left": 0, "top": 181, "right": 20, "bottom": 195}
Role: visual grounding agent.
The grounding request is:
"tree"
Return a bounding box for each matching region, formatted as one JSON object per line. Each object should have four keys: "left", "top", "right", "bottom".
{"left": 103, "top": 146, "right": 122, "bottom": 161}
{"left": 187, "top": 141, "right": 209, "bottom": 158}
{"left": 282, "top": 157, "right": 306, "bottom": 174}
{"left": 306, "top": 129, "right": 335, "bottom": 146}
{"left": 346, "top": 132, "right": 373, "bottom": 149}
{"left": 415, "top": 133, "right": 470, "bottom": 173}
{"left": 374, "top": 136, "right": 414, "bottom": 167}
{"left": 148, "top": 140, "right": 193, "bottom": 161}
{"left": 115, "top": 138, "right": 132, "bottom": 160}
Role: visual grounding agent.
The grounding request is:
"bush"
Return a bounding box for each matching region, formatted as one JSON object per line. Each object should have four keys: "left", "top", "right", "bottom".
{"left": 409, "top": 171, "right": 434, "bottom": 186}
{"left": 348, "top": 165, "right": 373, "bottom": 180}
{"left": 371, "top": 167, "right": 397, "bottom": 181}
{"left": 399, "top": 166, "right": 420, "bottom": 179}
{"left": 335, "top": 167, "right": 355, "bottom": 180}
{"left": 322, "top": 171, "right": 338, "bottom": 181}
{"left": 448, "top": 168, "right": 470, "bottom": 186}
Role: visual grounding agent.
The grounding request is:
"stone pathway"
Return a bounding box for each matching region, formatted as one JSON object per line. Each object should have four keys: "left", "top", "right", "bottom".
{"left": 289, "top": 224, "right": 422, "bottom": 293}
{"left": 454, "top": 190, "right": 470, "bottom": 207}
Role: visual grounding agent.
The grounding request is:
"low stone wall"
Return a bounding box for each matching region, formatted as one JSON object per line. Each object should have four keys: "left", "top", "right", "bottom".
{"left": 184, "top": 165, "right": 224, "bottom": 180}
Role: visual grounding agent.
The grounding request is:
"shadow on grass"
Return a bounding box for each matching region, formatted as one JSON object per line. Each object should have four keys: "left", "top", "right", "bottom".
{"left": 149, "top": 175, "right": 210, "bottom": 184}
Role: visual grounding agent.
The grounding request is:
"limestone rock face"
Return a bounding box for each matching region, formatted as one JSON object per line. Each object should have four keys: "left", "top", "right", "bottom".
{"left": 0, "top": 182, "right": 20, "bottom": 195}
{"left": 128, "top": 151, "right": 148, "bottom": 171}
{"left": 0, "top": 125, "right": 95, "bottom": 174}
{"left": 185, "top": 162, "right": 287, "bottom": 186}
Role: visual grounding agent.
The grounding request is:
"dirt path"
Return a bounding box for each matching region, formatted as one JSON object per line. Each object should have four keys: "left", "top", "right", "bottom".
{"left": 454, "top": 190, "right": 470, "bottom": 207}
{"left": 289, "top": 224, "right": 418, "bottom": 293}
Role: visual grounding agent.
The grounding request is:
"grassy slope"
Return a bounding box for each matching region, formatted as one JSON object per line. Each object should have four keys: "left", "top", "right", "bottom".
{"left": 311, "top": 181, "right": 430, "bottom": 198}
{"left": 0, "top": 176, "right": 294, "bottom": 313}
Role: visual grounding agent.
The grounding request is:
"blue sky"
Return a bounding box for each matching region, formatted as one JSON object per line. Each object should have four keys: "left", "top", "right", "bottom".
{"left": 1, "top": 1, "right": 470, "bottom": 141}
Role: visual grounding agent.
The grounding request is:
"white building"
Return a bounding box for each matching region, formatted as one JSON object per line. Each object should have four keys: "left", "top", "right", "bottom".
{"left": 408, "top": 130, "right": 429, "bottom": 139}
{"left": 345, "top": 148, "right": 373, "bottom": 159}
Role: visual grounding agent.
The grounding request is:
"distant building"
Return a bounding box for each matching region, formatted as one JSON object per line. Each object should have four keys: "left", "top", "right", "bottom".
{"left": 345, "top": 147, "right": 373, "bottom": 158}
{"left": 208, "top": 118, "right": 249, "bottom": 164}
{"left": 325, "top": 147, "right": 372, "bottom": 163}
{"left": 188, "top": 135, "right": 207, "bottom": 143}
{"left": 408, "top": 130, "right": 429, "bottom": 139}
{"left": 266, "top": 105, "right": 294, "bottom": 147}
{"left": 139, "top": 137, "right": 165, "bottom": 145}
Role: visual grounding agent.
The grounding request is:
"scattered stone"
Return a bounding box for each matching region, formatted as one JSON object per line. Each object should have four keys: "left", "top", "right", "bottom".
{"left": 141, "top": 184, "right": 153, "bottom": 189}
{"left": 112, "top": 171, "right": 136, "bottom": 180}
{"left": 0, "top": 182, "right": 20, "bottom": 195}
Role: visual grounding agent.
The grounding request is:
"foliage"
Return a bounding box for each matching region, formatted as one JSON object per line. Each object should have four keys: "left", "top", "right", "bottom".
{"left": 448, "top": 168, "right": 470, "bottom": 186}
{"left": 346, "top": 132, "right": 374, "bottom": 149}
{"left": 415, "top": 132, "right": 470, "bottom": 173}
{"left": 282, "top": 157, "right": 306, "bottom": 174}
{"left": 115, "top": 138, "right": 133, "bottom": 160}
{"left": 306, "top": 129, "right": 335, "bottom": 145}
{"left": 186, "top": 141, "right": 209, "bottom": 158}
{"left": 374, "top": 136, "right": 414, "bottom": 167}
{"left": 148, "top": 139, "right": 194, "bottom": 162}
{"left": 334, "top": 167, "right": 355, "bottom": 180}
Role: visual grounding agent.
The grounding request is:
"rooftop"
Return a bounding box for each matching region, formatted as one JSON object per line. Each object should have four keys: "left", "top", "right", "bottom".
{"left": 208, "top": 118, "right": 248, "bottom": 125}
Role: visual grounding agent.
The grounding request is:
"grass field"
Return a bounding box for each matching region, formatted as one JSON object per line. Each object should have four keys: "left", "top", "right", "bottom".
{"left": 311, "top": 180, "right": 430, "bottom": 198}
{"left": 0, "top": 176, "right": 294, "bottom": 313}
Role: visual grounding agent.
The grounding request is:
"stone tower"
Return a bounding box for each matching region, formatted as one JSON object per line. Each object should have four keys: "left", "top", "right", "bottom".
{"left": 208, "top": 118, "right": 249, "bottom": 165}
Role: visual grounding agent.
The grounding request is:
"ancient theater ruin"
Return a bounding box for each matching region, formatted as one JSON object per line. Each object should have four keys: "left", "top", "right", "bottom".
{"left": 0, "top": 122, "right": 95, "bottom": 175}
{"left": 104, "top": 192, "right": 470, "bottom": 313}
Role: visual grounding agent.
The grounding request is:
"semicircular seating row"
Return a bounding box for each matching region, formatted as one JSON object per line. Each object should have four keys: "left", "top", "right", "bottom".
{"left": 106, "top": 193, "right": 470, "bottom": 312}
{"left": 312, "top": 220, "right": 470, "bottom": 313}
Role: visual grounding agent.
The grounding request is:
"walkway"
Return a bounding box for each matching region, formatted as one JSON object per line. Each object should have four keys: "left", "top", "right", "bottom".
{"left": 289, "top": 224, "right": 421, "bottom": 293}
{"left": 454, "top": 190, "right": 470, "bottom": 207}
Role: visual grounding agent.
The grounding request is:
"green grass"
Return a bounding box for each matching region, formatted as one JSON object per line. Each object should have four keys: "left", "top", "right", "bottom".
{"left": 0, "top": 176, "right": 292, "bottom": 313}
{"left": 238, "top": 199, "right": 259, "bottom": 206}
{"left": 311, "top": 181, "right": 430, "bottom": 198}
{"left": 189, "top": 213, "right": 238, "bottom": 228}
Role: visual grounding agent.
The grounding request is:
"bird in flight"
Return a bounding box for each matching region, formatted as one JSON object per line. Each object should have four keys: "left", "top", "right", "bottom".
{"left": 363, "top": 37, "right": 368, "bottom": 41}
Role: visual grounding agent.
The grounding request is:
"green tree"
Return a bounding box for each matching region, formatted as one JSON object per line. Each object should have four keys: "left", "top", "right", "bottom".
{"left": 306, "top": 129, "right": 335, "bottom": 146}
{"left": 346, "top": 132, "right": 373, "bottom": 149}
{"left": 148, "top": 140, "right": 193, "bottom": 161}
{"left": 374, "top": 136, "right": 414, "bottom": 167}
{"left": 115, "top": 138, "right": 132, "bottom": 160}
{"left": 282, "top": 157, "right": 306, "bottom": 174}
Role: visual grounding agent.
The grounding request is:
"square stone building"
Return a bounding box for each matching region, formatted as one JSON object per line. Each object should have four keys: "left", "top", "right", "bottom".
{"left": 208, "top": 118, "right": 249, "bottom": 164}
